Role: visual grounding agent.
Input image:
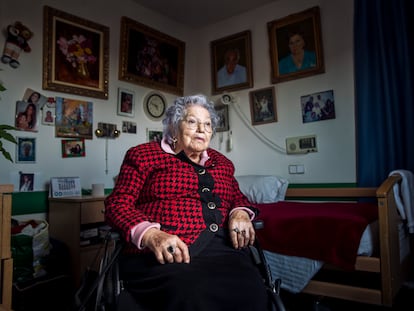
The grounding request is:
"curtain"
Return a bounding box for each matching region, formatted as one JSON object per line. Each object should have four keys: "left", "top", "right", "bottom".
{"left": 354, "top": 0, "right": 414, "bottom": 187}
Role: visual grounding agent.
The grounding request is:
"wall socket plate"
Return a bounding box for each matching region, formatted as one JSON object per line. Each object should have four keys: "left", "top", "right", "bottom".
{"left": 286, "top": 135, "right": 317, "bottom": 154}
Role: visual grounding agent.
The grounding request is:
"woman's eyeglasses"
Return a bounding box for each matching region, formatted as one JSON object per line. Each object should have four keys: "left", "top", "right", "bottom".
{"left": 183, "top": 117, "right": 213, "bottom": 133}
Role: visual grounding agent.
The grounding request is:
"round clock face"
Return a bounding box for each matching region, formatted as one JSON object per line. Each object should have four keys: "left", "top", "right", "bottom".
{"left": 144, "top": 93, "right": 166, "bottom": 120}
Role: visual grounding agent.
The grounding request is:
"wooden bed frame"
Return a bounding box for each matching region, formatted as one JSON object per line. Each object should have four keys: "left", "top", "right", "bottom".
{"left": 283, "top": 174, "right": 411, "bottom": 307}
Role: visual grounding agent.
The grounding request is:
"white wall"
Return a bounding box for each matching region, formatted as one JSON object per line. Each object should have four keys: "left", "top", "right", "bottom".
{"left": 0, "top": 0, "right": 355, "bottom": 191}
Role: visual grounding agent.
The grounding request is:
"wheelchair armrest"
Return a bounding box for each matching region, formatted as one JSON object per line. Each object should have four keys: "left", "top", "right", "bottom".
{"left": 253, "top": 219, "right": 264, "bottom": 230}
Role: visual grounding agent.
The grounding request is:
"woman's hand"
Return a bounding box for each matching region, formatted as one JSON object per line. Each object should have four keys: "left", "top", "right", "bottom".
{"left": 142, "top": 228, "right": 190, "bottom": 264}
{"left": 228, "top": 210, "right": 256, "bottom": 249}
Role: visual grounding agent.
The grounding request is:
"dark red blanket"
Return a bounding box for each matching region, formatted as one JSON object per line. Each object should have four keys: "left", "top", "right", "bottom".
{"left": 254, "top": 201, "right": 378, "bottom": 270}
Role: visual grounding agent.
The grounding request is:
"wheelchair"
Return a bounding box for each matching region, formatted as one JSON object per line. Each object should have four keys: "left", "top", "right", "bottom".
{"left": 74, "top": 221, "right": 286, "bottom": 311}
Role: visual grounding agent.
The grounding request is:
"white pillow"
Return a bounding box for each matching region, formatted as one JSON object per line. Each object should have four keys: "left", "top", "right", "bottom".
{"left": 235, "top": 175, "right": 289, "bottom": 203}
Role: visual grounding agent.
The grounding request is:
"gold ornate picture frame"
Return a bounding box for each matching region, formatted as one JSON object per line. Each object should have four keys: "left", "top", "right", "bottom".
{"left": 268, "top": 6, "right": 325, "bottom": 84}
{"left": 211, "top": 30, "right": 253, "bottom": 95}
{"left": 119, "top": 17, "right": 185, "bottom": 96}
{"left": 43, "top": 6, "right": 109, "bottom": 99}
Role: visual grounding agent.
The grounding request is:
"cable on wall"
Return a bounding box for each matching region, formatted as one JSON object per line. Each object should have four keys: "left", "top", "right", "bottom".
{"left": 217, "top": 93, "right": 287, "bottom": 154}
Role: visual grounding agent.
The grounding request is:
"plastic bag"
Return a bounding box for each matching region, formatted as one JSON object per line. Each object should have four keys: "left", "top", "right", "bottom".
{"left": 11, "top": 219, "right": 51, "bottom": 281}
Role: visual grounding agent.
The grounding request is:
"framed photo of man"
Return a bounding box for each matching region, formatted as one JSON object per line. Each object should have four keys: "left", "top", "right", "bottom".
{"left": 268, "top": 6, "right": 325, "bottom": 84}
{"left": 211, "top": 30, "right": 253, "bottom": 95}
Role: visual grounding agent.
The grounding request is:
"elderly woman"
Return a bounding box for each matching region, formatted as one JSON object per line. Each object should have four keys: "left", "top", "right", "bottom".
{"left": 105, "top": 94, "right": 268, "bottom": 310}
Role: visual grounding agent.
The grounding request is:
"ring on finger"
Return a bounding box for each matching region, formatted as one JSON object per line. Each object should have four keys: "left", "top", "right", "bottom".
{"left": 232, "top": 228, "right": 240, "bottom": 234}
{"left": 167, "top": 245, "right": 175, "bottom": 254}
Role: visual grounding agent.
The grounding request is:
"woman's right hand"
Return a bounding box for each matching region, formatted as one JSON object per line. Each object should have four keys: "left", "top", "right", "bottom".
{"left": 142, "top": 228, "right": 190, "bottom": 264}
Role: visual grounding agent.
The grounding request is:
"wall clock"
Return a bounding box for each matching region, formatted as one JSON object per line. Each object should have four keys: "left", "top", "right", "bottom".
{"left": 143, "top": 92, "right": 167, "bottom": 121}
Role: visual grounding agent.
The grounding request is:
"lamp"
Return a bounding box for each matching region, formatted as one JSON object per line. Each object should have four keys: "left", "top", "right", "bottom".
{"left": 95, "top": 122, "right": 121, "bottom": 138}
{"left": 95, "top": 122, "right": 120, "bottom": 174}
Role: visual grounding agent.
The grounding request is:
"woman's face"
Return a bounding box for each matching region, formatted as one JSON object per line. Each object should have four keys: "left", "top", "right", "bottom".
{"left": 30, "top": 93, "right": 40, "bottom": 103}
{"left": 288, "top": 34, "right": 305, "bottom": 54}
{"left": 177, "top": 105, "right": 213, "bottom": 155}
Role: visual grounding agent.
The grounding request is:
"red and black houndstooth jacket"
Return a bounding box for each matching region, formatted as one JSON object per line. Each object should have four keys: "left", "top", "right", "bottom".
{"left": 104, "top": 141, "right": 255, "bottom": 254}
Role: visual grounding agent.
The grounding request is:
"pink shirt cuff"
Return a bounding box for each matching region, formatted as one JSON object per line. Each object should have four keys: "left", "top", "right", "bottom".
{"left": 230, "top": 207, "right": 255, "bottom": 221}
{"left": 130, "top": 221, "right": 161, "bottom": 250}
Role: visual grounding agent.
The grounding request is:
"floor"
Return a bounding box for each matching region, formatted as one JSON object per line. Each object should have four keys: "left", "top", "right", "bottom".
{"left": 279, "top": 282, "right": 414, "bottom": 310}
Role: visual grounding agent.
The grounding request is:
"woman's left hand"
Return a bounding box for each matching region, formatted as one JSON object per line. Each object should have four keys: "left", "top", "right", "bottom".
{"left": 228, "top": 210, "right": 255, "bottom": 249}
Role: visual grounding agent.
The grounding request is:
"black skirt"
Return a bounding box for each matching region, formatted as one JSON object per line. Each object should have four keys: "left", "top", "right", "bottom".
{"left": 117, "top": 235, "right": 269, "bottom": 311}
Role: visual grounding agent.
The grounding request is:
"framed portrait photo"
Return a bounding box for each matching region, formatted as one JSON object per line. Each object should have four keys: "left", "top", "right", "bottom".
{"left": 119, "top": 16, "right": 185, "bottom": 96}
{"left": 42, "top": 6, "right": 109, "bottom": 99}
{"left": 211, "top": 30, "right": 253, "bottom": 94}
{"left": 117, "top": 88, "right": 135, "bottom": 117}
{"left": 215, "top": 105, "right": 230, "bottom": 132}
{"left": 16, "top": 137, "right": 36, "bottom": 163}
{"left": 61, "top": 138, "right": 85, "bottom": 158}
{"left": 267, "top": 6, "right": 325, "bottom": 84}
{"left": 42, "top": 106, "right": 55, "bottom": 125}
{"left": 249, "top": 87, "right": 277, "bottom": 125}
{"left": 147, "top": 128, "right": 163, "bottom": 142}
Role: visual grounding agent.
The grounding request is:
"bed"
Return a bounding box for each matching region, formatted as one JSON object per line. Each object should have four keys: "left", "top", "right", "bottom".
{"left": 235, "top": 174, "right": 412, "bottom": 307}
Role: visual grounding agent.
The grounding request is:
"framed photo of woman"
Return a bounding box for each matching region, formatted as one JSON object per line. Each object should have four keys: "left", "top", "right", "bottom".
{"left": 268, "top": 6, "right": 325, "bottom": 84}
{"left": 117, "top": 88, "right": 135, "bottom": 117}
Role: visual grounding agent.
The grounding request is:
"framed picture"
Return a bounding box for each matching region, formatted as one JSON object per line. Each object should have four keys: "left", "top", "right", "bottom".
{"left": 119, "top": 16, "right": 185, "bottom": 96}
{"left": 15, "top": 100, "right": 39, "bottom": 132}
{"left": 147, "top": 129, "right": 163, "bottom": 142}
{"left": 42, "top": 106, "right": 55, "bottom": 125}
{"left": 16, "top": 137, "right": 36, "bottom": 163}
{"left": 19, "top": 173, "right": 34, "bottom": 192}
{"left": 211, "top": 30, "right": 253, "bottom": 94}
{"left": 301, "top": 89, "right": 335, "bottom": 123}
{"left": 117, "top": 88, "right": 135, "bottom": 117}
{"left": 249, "top": 87, "right": 278, "bottom": 125}
{"left": 215, "top": 105, "right": 230, "bottom": 132}
{"left": 42, "top": 6, "right": 109, "bottom": 99}
{"left": 267, "top": 6, "right": 324, "bottom": 84}
{"left": 122, "top": 121, "right": 137, "bottom": 134}
{"left": 61, "top": 138, "right": 85, "bottom": 157}
{"left": 55, "top": 97, "right": 93, "bottom": 139}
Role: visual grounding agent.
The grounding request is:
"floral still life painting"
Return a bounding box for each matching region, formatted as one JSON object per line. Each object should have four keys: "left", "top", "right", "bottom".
{"left": 43, "top": 6, "right": 109, "bottom": 99}
{"left": 57, "top": 34, "right": 97, "bottom": 80}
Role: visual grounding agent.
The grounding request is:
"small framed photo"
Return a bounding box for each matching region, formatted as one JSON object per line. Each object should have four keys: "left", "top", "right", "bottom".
{"left": 42, "top": 106, "right": 55, "bottom": 125}
{"left": 147, "top": 128, "right": 162, "bottom": 142}
{"left": 117, "top": 88, "right": 135, "bottom": 117}
{"left": 268, "top": 6, "right": 325, "bottom": 83}
{"left": 122, "top": 121, "right": 137, "bottom": 134}
{"left": 19, "top": 173, "right": 34, "bottom": 192}
{"left": 55, "top": 97, "right": 93, "bottom": 139}
{"left": 249, "top": 87, "right": 277, "bottom": 125}
{"left": 61, "top": 138, "right": 85, "bottom": 157}
{"left": 301, "top": 89, "right": 335, "bottom": 123}
{"left": 215, "top": 105, "right": 230, "bottom": 132}
{"left": 16, "top": 137, "right": 36, "bottom": 163}
{"left": 15, "top": 100, "right": 39, "bottom": 132}
{"left": 211, "top": 30, "right": 253, "bottom": 94}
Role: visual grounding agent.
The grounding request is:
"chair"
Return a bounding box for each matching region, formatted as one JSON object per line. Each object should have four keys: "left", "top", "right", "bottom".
{"left": 74, "top": 222, "right": 286, "bottom": 311}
